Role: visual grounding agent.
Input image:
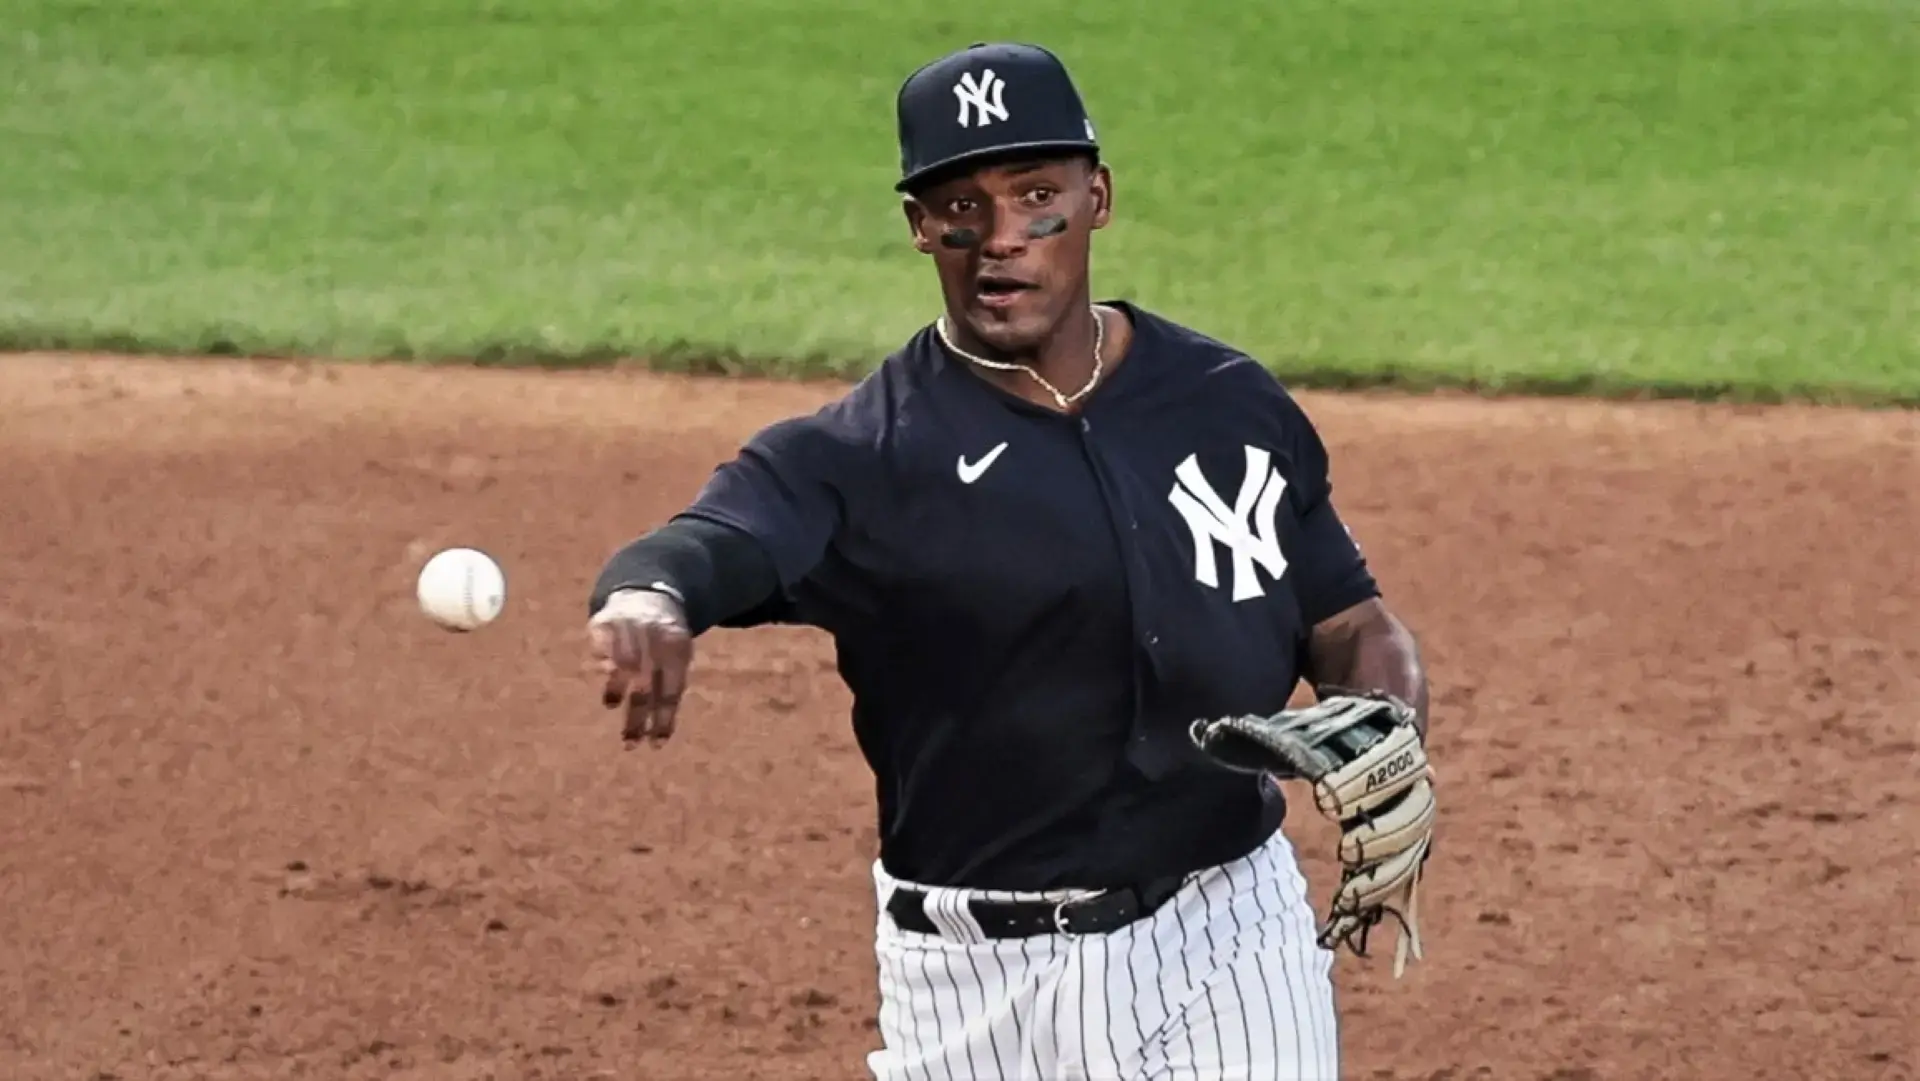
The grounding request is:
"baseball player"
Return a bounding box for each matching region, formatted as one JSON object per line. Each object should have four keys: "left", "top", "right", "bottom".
{"left": 586, "top": 42, "right": 1436, "bottom": 1081}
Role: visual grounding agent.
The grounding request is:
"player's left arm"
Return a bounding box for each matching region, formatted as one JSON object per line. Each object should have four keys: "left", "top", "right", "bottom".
{"left": 1275, "top": 392, "right": 1431, "bottom": 741}
{"left": 1305, "top": 599, "right": 1429, "bottom": 741}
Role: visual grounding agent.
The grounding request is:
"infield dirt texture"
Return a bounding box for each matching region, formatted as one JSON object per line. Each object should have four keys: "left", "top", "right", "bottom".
{"left": 2, "top": 357, "right": 1914, "bottom": 1080}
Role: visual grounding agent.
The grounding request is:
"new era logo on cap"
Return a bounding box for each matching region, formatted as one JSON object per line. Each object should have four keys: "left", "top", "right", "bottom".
{"left": 895, "top": 42, "right": 1099, "bottom": 192}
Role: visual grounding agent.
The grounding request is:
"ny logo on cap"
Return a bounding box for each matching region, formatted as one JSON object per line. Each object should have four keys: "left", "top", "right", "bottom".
{"left": 953, "top": 69, "right": 1009, "bottom": 128}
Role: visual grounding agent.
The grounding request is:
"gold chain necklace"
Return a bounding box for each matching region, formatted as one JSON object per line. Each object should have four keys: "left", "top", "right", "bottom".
{"left": 935, "top": 306, "right": 1106, "bottom": 410}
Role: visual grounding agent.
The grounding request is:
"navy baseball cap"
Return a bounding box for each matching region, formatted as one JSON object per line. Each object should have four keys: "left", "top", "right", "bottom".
{"left": 894, "top": 42, "right": 1099, "bottom": 193}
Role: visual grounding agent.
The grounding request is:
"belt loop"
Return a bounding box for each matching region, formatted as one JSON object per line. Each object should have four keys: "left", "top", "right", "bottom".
{"left": 922, "top": 889, "right": 952, "bottom": 940}
{"left": 925, "top": 887, "right": 986, "bottom": 943}
{"left": 950, "top": 891, "right": 988, "bottom": 943}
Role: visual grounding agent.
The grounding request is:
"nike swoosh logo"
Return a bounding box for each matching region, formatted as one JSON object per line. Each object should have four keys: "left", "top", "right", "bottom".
{"left": 956, "top": 442, "right": 1009, "bottom": 484}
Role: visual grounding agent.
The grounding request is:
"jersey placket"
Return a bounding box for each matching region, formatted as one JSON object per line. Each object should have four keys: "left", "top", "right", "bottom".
{"left": 1067, "top": 406, "right": 1176, "bottom": 782}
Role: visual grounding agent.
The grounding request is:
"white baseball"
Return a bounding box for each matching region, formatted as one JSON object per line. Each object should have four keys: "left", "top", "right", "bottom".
{"left": 415, "top": 547, "right": 507, "bottom": 632}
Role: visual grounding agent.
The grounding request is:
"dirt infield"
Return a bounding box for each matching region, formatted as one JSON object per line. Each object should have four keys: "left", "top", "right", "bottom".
{"left": 1, "top": 355, "right": 1913, "bottom": 1081}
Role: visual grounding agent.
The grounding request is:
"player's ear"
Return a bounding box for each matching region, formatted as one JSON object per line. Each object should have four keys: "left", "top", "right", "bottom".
{"left": 1088, "top": 162, "right": 1113, "bottom": 231}
{"left": 902, "top": 196, "right": 936, "bottom": 255}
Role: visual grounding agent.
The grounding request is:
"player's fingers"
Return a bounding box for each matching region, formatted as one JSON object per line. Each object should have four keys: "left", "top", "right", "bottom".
{"left": 590, "top": 622, "right": 626, "bottom": 691}
{"left": 603, "top": 639, "right": 645, "bottom": 708}
{"left": 621, "top": 629, "right": 660, "bottom": 740}
{"left": 611, "top": 619, "right": 651, "bottom": 669}
{"left": 633, "top": 668, "right": 669, "bottom": 744}
{"left": 629, "top": 668, "right": 668, "bottom": 744}
{"left": 598, "top": 623, "right": 639, "bottom": 708}
{"left": 586, "top": 640, "right": 621, "bottom": 681}
{"left": 595, "top": 641, "right": 641, "bottom": 710}
{"left": 650, "top": 634, "right": 692, "bottom": 741}
{"left": 587, "top": 622, "right": 620, "bottom": 706}
{"left": 586, "top": 621, "right": 615, "bottom": 660}
{"left": 601, "top": 668, "right": 629, "bottom": 709}
{"left": 622, "top": 687, "right": 651, "bottom": 743}
{"left": 641, "top": 669, "right": 679, "bottom": 744}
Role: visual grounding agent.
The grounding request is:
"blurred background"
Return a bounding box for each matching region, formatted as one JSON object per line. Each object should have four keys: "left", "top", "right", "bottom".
{"left": 2, "top": 0, "right": 1913, "bottom": 399}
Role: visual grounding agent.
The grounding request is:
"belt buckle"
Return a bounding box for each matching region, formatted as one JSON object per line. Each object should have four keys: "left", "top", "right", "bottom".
{"left": 1051, "top": 898, "right": 1076, "bottom": 936}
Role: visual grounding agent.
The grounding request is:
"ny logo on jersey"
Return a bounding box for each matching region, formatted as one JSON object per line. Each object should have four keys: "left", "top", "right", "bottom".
{"left": 1167, "top": 446, "right": 1290, "bottom": 602}
{"left": 953, "top": 70, "right": 1009, "bottom": 128}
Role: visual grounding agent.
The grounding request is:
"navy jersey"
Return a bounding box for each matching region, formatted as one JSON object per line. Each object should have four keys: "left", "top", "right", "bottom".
{"left": 677, "top": 303, "right": 1380, "bottom": 892}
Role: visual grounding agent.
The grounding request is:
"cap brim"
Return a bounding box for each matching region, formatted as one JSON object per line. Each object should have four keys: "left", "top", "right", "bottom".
{"left": 896, "top": 140, "right": 1100, "bottom": 193}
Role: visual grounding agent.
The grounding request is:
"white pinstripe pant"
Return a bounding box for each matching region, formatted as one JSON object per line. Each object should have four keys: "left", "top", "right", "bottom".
{"left": 866, "top": 827, "right": 1340, "bottom": 1081}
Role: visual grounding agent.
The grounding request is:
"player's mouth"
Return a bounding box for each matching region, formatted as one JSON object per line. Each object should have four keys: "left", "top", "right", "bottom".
{"left": 972, "top": 274, "right": 1037, "bottom": 310}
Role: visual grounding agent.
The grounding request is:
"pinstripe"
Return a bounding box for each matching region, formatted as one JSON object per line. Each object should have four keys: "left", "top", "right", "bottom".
{"left": 989, "top": 943, "right": 1023, "bottom": 1074}
{"left": 1195, "top": 869, "right": 1225, "bottom": 1075}
{"left": 946, "top": 893, "right": 1004, "bottom": 1079}
{"left": 873, "top": 914, "right": 896, "bottom": 1081}
{"left": 1145, "top": 908, "right": 1172, "bottom": 1022}
{"left": 904, "top": 946, "right": 934, "bottom": 1081}
{"left": 1137, "top": 903, "right": 1174, "bottom": 1078}
{"left": 916, "top": 946, "right": 957, "bottom": 1081}
{"left": 1173, "top": 875, "right": 1199, "bottom": 1074}
{"left": 1219, "top": 861, "right": 1256, "bottom": 1074}
{"left": 874, "top": 935, "right": 899, "bottom": 1081}
{"left": 1253, "top": 869, "right": 1310, "bottom": 1078}
{"left": 1046, "top": 934, "right": 1071, "bottom": 1079}
{"left": 1300, "top": 913, "right": 1333, "bottom": 1074}
{"left": 1280, "top": 855, "right": 1336, "bottom": 1078}
{"left": 1248, "top": 919, "right": 1284, "bottom": 1078}
{"left": 1052, "top": 937, "right": 1073, "bottom": 1078}
{"left": 881, "top": 942, "right": 905, "bottom": 1081}
{"left": 894, "top": 944, "right": 933, "bottom": 1075}
{"left": 1321, "top": 943, "right": 1340, "bottom": 1080}
{"left": 1234, "top": 859, "right": 1281, "bottom": 1078}
{"left": 1266, "top": 880, "right": 1309, "bottom": 1077}
{"left": 1120, "top": 918, "right": 1150, "bottom": 1074}
{"left": 867, "top": 835, "right": 1341, "bottom": 1081}
{"left": 1082, "top": 920, "right": 1121, "bottom": 1077}
{"left": 1076, "top": 932, "right": 1093, "bottom": 1077}
{"left": 965, "top": 952, "right": 1009, "bottom": 1080}
{"left": 1323, "top": 947, "right": 1340, "bottom": 1079}
{"left": 1305, "top": 871, "right": 1336, "bottom": 1081}
{"left": 1307, "top": 895, "right": 1340, "bottom": 1075}
{"left": 898, "top": 946, "right": 924, "bottom": 1081}
{"left": 934, "top": 893, "right": 984, "bottom": 1081}
{"left": 1283, "top": 836, "right": 1342, "bottom": 1078}
{"left": 1021, "top": 935, "right": 1045, "bottom": 1080}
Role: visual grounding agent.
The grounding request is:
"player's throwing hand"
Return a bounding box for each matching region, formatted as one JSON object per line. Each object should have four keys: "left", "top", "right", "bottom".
{"left": 587, "top": 588, "right": 694, "bottom": 746}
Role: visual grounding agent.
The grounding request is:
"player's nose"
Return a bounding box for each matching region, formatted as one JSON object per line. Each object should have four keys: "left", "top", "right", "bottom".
{"left": 977, "top": 211, "right": 1029, "bottom": 260}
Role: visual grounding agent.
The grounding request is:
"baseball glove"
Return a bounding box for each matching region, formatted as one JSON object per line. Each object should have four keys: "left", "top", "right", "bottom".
{"left": 1189, "top": 690, "right": 1435, "bottom": 978}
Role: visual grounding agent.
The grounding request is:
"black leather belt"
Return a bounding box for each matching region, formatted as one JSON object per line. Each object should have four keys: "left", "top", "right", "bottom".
{"left": 886, "top": 875, "right": 1188, "bottom": 939}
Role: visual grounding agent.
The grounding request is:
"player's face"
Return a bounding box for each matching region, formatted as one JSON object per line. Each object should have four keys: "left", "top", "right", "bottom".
{"left": 903, "top": 155, "right": 1113, "bottom": 356}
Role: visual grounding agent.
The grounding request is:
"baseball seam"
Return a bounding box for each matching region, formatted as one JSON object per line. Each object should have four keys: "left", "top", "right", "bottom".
{"left": 461, "top": 563, "right": 477, "bottom": 629}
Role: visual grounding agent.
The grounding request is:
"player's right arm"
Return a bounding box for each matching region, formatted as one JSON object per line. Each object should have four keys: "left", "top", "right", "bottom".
{"left": 584, "top": 409, "right": 856, "bottom": 747}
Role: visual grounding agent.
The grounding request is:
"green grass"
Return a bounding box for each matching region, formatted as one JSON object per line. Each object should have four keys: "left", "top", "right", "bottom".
{"left": 1, "top": 0, "right": 1914, "bottom": 402}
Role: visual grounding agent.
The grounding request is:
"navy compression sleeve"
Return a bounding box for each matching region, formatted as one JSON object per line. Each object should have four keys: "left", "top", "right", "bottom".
{"left": 588, "top": 516, "right": 781, "bottom": 634}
